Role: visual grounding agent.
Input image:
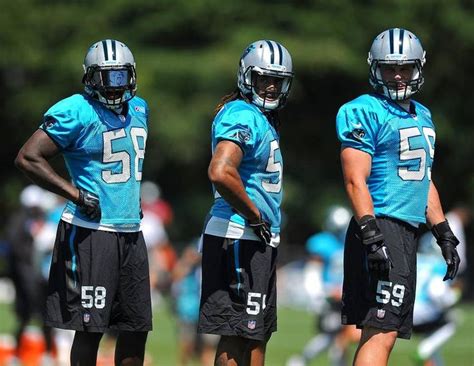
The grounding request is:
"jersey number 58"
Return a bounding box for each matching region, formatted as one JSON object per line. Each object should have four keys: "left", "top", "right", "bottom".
{"left": 102, "top": 127, "right": 147, "bottom": 183}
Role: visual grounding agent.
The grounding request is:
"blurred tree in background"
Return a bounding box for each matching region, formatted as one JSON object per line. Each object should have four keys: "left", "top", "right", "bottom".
{"left": 1, "top": 0, "right": 473, "bottom": 252}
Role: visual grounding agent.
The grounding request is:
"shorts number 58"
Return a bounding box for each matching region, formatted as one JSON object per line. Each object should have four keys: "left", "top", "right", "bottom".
{"left": 81, "top": 286, "right": 107, "bottom": 309}
{"left": 376, "top": 281, "right": 405, "bottom": 307}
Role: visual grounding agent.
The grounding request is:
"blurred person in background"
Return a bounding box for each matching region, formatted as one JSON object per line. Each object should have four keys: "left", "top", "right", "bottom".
{"left": 336, "top": 28, "right": 460, "bottom": 366}
{"left": 6, "top": 185, "right": 57, "bottom": 365}
{"left": 33, "top": 192, "right": 72, "bottom": 366}
{"left": 15, "top": 39, "right": 151, "bottom": 366}
{"left": 198, "top": 39, "right": 294, "bottom": 366}
{"left": 287, "top": 206, "right": 360, "bottom": 366}
{"left": 172, "top": 243, "right": 218, "bottom": 366}
{"left": 411, "top": 236, "right": 461, "bottom": 366}
{"left": 141, "top": 180, "right": 174, "bottom": 227}
{"left": 140, "top": 182, "right": 177, "bottom": 304}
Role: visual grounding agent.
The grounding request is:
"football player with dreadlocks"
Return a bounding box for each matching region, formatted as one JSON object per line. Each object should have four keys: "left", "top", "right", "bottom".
{"left": 335, "top": 28, "right": 460, "bottom": 366}
{"left": 16, "top": 39, "right": 151, "bottom": 365}
{"left": 198, "top": 40, "right": 294, "bottom": 365}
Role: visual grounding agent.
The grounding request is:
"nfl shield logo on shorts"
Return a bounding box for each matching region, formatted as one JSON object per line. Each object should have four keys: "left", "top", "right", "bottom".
{"left": 83, "top": 312, "right": 91, "bottom": 324}
{"left": 247, "top": 320, "right": 256, "bottom": 330}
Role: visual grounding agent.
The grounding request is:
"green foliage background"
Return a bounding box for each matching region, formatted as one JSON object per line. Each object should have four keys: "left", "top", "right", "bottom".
{"left": 1, "top": 0, "right": 473, "bottom": 248}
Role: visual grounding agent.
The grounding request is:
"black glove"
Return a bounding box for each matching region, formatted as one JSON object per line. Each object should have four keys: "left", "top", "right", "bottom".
{"left": 77, "top": 188, "right": 101, "bottom": 220}
{"left": 359, "top": 215, "right": 393, "bottom": 277}
{"left": 432, "top": 220, "right": 460, "bottom": 281}
{"left": 249, "top": 215, "right": 272, "bottom": 245}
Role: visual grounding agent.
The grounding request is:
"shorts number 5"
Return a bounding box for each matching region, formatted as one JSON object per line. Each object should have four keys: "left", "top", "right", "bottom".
{"left": 246, "top": 292, "right": 267, "bottom": 315}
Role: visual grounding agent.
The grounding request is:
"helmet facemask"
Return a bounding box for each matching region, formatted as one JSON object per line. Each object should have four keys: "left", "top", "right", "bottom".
{"left": 83, "top": 65, "right": 136, "bottom": 107}
{"left": 369, "top": 59, "right": 424, "bottom": 101}
{"left": 240, "top": 65, "right": 293, "bottom": 110}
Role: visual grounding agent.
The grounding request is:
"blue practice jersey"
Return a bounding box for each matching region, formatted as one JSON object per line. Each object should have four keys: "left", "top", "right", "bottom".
{"left": 336, "top": 93, "right": 435, "bottom": 224}
{"left": 174, "top": 267, "right": 201, "bottom": 323}
{"left": 209, "top": 100, "right": 283, "bottom": 233}
{"left": 40, "top": 94, "right": 148, "bottom": 231}
{"left": 306, "top": 232, "right": 344, "bottom": 292}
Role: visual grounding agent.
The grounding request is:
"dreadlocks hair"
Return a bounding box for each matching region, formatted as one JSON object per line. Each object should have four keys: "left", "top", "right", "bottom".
{"left": 213, "top": 88, "right": 281, "bottom": 131}
{"left": 213, "top": 88, "right": 243, "bottom": 116}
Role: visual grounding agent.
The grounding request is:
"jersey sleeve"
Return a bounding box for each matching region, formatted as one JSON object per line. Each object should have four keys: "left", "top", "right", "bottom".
{"left": 213, "top": 105, "right": 257, "bottom": 154}
{"left": 336, "top": 101, "right": 380, "bottom": 156}
{"left": 39, "top": 96, "right": 85, "bottom": 149}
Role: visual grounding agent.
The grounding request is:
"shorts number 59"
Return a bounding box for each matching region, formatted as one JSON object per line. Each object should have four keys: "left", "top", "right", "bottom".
{"left": 376, "top": 281, "right": 405, "bottom": 307}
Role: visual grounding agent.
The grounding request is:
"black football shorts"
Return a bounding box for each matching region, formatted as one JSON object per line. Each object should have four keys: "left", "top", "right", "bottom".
{"left": 198, "top": 234, "right": 277, "bottom": 341}
{"left": 44, "top": 220, "right": 152, "bottom": 332}
{"left": 341, "top": 216, "right": 418, "bottom": 339}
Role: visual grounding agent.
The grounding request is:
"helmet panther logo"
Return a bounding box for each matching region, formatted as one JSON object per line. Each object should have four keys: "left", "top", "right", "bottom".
{"left": 242, "top": 44, "right": 256, "bottom": 58}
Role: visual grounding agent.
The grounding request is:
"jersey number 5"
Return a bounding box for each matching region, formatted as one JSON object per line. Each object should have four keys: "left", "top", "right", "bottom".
{"left": 262, "top": 140, "right": 282, "bottom": 193}
{"left": 102, "top": 127, "right": 147, "bottom": 183}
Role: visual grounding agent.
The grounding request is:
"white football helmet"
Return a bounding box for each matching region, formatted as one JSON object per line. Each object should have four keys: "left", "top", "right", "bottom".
{"left": 237, "top": 40, "right": 294, "bottom": 110}
{"left": 82, "top": 39, "right": 137, "bottom": 107}
{"left": 368, "top": 28, "right": 426, "bottom": 100}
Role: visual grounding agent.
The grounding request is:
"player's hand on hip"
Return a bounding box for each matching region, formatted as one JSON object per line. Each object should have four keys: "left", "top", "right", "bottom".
{"left": 249, "top": 214, "right": 272, "bottom": 245}
{"left": 77, "top": 188, "right": 101, "bottom": 220}
{"left": 432, "top": 220, "right": 461, "bottom": 281}
{"left": 359, "top": 215, "right": 393, "bottom": 278}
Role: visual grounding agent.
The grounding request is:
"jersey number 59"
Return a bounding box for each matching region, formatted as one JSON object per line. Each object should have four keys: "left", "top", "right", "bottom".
{"left": 398, "top": 127, "right": 435, "bottom": 181}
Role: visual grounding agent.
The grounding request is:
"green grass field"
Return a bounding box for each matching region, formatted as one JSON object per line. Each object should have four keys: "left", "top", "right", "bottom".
{"left": 146, "top": 302, "right": 474, "bottom": 365}
{"left": 1, "top": 302, "right": 473, "bottom": 365}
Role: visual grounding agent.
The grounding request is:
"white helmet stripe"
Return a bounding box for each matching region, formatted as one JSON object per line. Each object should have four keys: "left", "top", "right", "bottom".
{"left": 275, "top": 42, "right": 283, "bottom": 65}
{"left": 111, "top": 39, "right": 117, "bottom": 60}
{"left": 399, "top": 28, "right": 405, "bottom": 54}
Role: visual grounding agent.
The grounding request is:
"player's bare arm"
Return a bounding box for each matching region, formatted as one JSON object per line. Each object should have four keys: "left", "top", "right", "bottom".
{"left": 15, "top": 129, "right": 79, "bottom": 202}
{"left": 208, "top": 140, "right": 261, "bottom": 223}
{"left": 426, "top": 181, "right": 446, "bottom": 227}
{"left": 340, "top": 146, "right": 374, "bottom": 222}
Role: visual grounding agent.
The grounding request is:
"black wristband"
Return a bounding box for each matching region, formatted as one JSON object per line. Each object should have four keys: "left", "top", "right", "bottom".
{"left": 359, "top": 215, "right": 383, "bottom": 245}
{"left": 431, "top": 220, "right": 452, "bottom": 240}
{"left": 431, "top": 220, "right": 458, "bottom": 247}
{"left": 359, "top": 215, "right": 376, "bottom": 226}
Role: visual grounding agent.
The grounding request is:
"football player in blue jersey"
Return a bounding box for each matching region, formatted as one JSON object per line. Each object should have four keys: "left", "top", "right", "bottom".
{"left": 197, "top": 40, "right": 294, "bottom": 366}
{"left": 15, "top": 39, "right": 151, "bottom": 366}
{"left": 335, "top": 28, "right": 461, "bottom": 366}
